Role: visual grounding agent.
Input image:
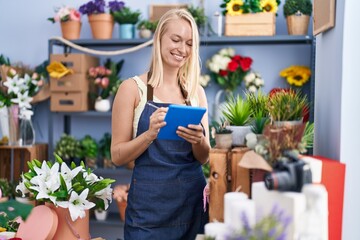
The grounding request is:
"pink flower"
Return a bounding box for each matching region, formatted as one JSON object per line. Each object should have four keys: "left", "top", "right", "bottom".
{"left": 101, "top": 77, "right": 109, "bottom": 89}
{"left": 32, "top": 72, "right": 39, "bottom": 80}
{"left": 88, "top": 67, "right": 97, "bottom": 78}
{"left": 54, "top": 15, "right": 60, "bottom": 22}
{"left": 69, "top": 9, "right": 81, "bottom": 22}
{"left": 95, "top": 78, "right": 101, "bottom": 85}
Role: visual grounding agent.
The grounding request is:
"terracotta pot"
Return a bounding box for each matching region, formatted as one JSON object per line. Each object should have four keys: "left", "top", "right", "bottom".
{"left": 286, "top": 14, "right": 310, "bottom": 35}
{"left": 47, "top": 204, "right": 90, "bottom": 240}
{"left": 60, "top": 21, "right": 81, "bottom": 40}
{"left": 88, "top": 14, "right": 114, "bottom": 39}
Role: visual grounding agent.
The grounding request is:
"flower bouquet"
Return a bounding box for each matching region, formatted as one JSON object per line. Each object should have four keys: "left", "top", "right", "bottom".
{"left": 48, "top": 6, "right": 82, "bottom": 40}
{"left": 206, "top": 47, "right": 253, "bottom": 93}
{"left": 16, "top": 154, "right": 115, "bottom": 222}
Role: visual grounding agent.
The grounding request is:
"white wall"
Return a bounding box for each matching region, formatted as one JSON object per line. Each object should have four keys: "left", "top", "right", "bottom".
{"left": 314, "top": 0, "right": 360, "bottom": 238}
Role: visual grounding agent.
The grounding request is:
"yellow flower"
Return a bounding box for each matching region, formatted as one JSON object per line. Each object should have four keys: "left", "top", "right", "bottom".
{"left": 0, "top": 227, "right": 7, "bottom": 232}
{"left": 46, "top": 61, "right": 74, "bottom": 79}
{"left": 280, "top": 65, "right": 311, "bottom": 87}
{"left": 260, "top": 0, "right": 278, "bottom": 13}
{"left": 226, "top": 0, "right": 244, "bottom": 16}
{"left": 287, "top": 73, "right": 310, "bottom": 86}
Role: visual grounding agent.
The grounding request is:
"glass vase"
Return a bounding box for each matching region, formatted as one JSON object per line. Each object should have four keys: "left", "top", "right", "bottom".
{"left": 19, "top": 111, "right": 35, "bottom": 146}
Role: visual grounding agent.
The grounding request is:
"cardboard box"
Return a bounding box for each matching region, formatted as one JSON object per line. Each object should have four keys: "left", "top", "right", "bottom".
{"left": 50, "top": 73, "right": 89, "bottom": 92}
{"left": 0, "top": 144, "right": 48, "bottom": 182}
{"left": 149, "top": 4, "right": 188, "bottom": 22}
{"left": 225, "top": 12, "right": 275, "bottom": 36}
{"left": 50, "top": 54, "right": 99, "bottom": 73}
{"left": 51, "top": 92, "right": 89, "bottom": 112}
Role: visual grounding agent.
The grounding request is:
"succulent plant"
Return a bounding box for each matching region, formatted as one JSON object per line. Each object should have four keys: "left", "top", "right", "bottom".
{"left": 222, "top": 95, "right": 252, "bottom": 126}
{"left": 54, "top": 134, "right": 81, "bottom": 160}
{"left": 283, "top": 0, "right": 312, "bottom": 17}
{"left": 79, "top": 135, "right": 98, "bottom": 159}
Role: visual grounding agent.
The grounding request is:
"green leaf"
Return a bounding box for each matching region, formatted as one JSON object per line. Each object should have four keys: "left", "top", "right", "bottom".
{"left": 54, "top": 153, "right": 64, "bottom": 164}
{"left": 59, "top": 174, "right": 68, "bottom": 193}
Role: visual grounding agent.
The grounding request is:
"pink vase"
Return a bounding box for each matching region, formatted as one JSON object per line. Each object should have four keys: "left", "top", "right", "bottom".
{"left": 47, "top": 204, "right": 90, "bottom": 240}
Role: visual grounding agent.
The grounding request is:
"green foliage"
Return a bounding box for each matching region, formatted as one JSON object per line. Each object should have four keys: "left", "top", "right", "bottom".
{"left": 301, "top": 121, "right": 314, "bottom": 149}
{"left": 112, "top": 7, "right": 141, "bottom": 24}
{"left": 99, "top": 133, "right": 112, "bottom": 160}
{"left": 251, "top": 111, "right": 270, "bottom": 134}
{"left": 245, "top": 90, "right": 269, "bottom": 118}
{"left": 187, "top": 5, "right": 207, "bottom": 29}
{"left": 54, "top": 134, "right": 82, "bottom": 160}
{"left": 79, "top": 135, "right": 98, "bottom": 159}
{"left": 283, "top": 0, "right": 313, "bottom": 17}
{"left": 137, "top": 20, "right": 158, "bottom": 32}
{"left": 267, "top": 90, "right": 309, "bottom": 121}
{"left": 202, "top": 163, "right": 210, "bottom": 179}
{"left": 0, "top": 54, "right": 11, "bottom": 66}
{"left": 0, "top": 178, "right": 12, "bottom": 197}
{"left": 211, "top": 118, "right": 233, "bottom": 134}
{"left": 222, "top": 95, "right": 252, "bottom": 126}
{"left": 104, "top": 58, "right": 124, "bottom": 99}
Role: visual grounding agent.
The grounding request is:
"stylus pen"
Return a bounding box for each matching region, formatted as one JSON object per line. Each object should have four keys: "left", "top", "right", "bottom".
{"left": 146, "top": 102, "right": 159, "bottom": 109}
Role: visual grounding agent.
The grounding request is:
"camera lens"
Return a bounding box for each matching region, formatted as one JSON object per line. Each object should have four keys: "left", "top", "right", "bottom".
{"left": 264, "top": 171, "right": 295, "bottom": 191}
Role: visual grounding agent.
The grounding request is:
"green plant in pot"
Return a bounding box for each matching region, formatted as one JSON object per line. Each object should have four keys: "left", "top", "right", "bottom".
{"left": 137, "top": 19, "right": 158, "bottom": 38}
{"left": 246, "top": 90, "right": 270, "bottom": 135}
{"left": 187, "top": 5, "right": 207, "bottom": 35}
{"left": 99, "top": 132, "right": 114, "bottom": 169}
{"left": 0, "top": 178, "right": 12, "bottom": 201}
{"left": 222, "top": 94, "right": 252, "bottom": 146}
{"left": 283, "top": 0, "right": 313, "bottom": 35}
{"left": 267, "top": 89, "right": 309, "bottom": 124}
{"left": 79, "top": 135, "right": 99, "bottom": 169}
{"left": 54, "top": 133, "right": 82, "bottom": 165}
{"left": 211, "top": 118, "right": 233, "bottom": 149}
{"left": 111, "top": 7, "right": 141, "bottom": 39}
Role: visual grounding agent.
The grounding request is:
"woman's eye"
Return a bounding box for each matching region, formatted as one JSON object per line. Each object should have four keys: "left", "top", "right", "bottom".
{"left": 172, "top": 39, "right": 180, "bottom": 43}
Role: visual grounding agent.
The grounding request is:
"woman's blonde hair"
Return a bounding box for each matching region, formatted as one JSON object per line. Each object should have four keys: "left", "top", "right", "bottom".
{"left": 148, "top": 8, "right": 200, "bottom": 100}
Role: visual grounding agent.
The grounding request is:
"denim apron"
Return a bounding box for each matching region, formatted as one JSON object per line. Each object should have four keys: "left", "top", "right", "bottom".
{"left": 124, "top": 83, "right": 208, "bottom": 240}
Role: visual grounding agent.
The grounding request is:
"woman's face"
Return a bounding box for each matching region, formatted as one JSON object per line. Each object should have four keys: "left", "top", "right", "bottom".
{"left": 160, "top": 18, "right": 193, "bottom": 69}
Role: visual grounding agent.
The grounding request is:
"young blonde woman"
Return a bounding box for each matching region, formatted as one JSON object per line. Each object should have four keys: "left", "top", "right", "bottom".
{"left": 111, "top": 9, "right": 210, "bottom": 239}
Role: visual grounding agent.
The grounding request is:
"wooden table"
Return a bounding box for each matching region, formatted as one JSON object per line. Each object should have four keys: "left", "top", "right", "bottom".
{"left": 0, "top": 143, "right": 48, "bottom": 182}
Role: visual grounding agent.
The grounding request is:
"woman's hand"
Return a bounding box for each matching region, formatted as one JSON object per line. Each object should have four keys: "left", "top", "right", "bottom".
{"left": 176, "top": 124, "right": 204, "bottom": 145}
{"left": 147, "top": 107, "right": 168, "bottom": 141}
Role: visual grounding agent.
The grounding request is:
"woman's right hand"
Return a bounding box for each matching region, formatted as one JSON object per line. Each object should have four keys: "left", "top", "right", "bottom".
{"left": 147, "top": 107, "right": 168, "bottom": 141}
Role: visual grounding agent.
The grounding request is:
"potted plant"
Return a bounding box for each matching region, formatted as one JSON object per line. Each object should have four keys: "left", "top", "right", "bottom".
{"left": 245, "top": 91, "right": 270, "bottom": 136}
{"left": 222, "top": 95, "right": 252, "bottom": 146}
{"left": 99, "top": 132, "right": 114, "bottom": 168}
{"left": 16, "top": 155, "right": 115, "bottom": 239}
{"left": 111, "top": 6, "right": 141, "bottom": 39}
{"left": 0, "top": 178, "right": 12, "bottom": 202}
{"left": 267, "top": 88, "right": 309, "bottom": 124}
{"left": 54, "top": 133, "right": 82, "bottom": 165}
{"left": 48, "top": 6, "right": 82, "bottom": 40}
{"left": 79, "top": 135, "right": 99, "bottom": 169}
{"left": 211, "top": 118, "right": 233, "bottom": 149}
{"left": 283, "top": 0, "right": 313, "bottom": 35}
{"left": 79, "top": 0, "right": 123, "bottom": 39}
{"left": 137, "top": 19, "right": 158, "bottom": 38}
{"left": 113, "top": 184, "right": 130, "bottom": 222}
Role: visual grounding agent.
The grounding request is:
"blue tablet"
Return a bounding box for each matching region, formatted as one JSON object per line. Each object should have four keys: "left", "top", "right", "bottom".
{"left": 157, "top": 104, "right": 206, "bottom": 141}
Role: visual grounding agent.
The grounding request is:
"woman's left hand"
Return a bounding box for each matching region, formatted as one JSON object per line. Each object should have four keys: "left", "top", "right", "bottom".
{"left": 176, "top": 124, "right": 204, "bottom": 145}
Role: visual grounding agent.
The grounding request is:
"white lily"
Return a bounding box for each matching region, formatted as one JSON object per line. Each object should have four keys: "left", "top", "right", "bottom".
{"left": 57, "top": 188, "right": 96, "bottom": 221}
{"left": 16, "top": 174, "right": 30, "bottom": 197}
{"left": 4, "top": 75, "right": 24, "bottom": 94}
{"left": 30, "top": 180, "right": 59, "bottom": 204}
{"left": 11, "top": 91, "right": 33, "bottom": 109}
{"left": 83, "top": 171, "right": 99, "bottom": 184}
{"left": 60, "top": 163, "right": 83, "bottom": 190}
{"left": 94, "top": 185, "right": 113, "bottom": 210}
{"left": 31, "top": 161, "right": 60, "bottom": 185}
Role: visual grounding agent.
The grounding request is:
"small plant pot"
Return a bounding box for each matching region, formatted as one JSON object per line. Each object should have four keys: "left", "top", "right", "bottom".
{"left": 60, "top": 21, "right": 81, "bottom": 40}
{"left": 286, "top": 14, "right": 310, "bottom": 35}
{"left": 94, "top": 98, "right": 111, "bottom": 112}
{"left": 226, "top": 126, "right": 252, "bottom": 146}
{"left": 215, "top": 133, "right": 233, "bottom": 149}
{"left": 88, "top": 13, "right": 114, "bottom": 39}
{"left": 139, "top": 29, "right": 152, "bottom": 38}
{"left": 94, "top": 209, "right": 108, "bottom": 221}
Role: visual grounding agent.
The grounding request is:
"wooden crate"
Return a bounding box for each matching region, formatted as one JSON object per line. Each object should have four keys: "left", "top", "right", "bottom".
{"left": 50, "top": 54, "right": 99, "bottom": 74}
{"left": 149, "top": 4, "right": 188, "bottom": 22}
{"left": 0, "top": 144, "right": 48, "bottom": 182}
{"left": 225, "top": 12, "right": 275, "bottom": 36}
{"left": 51, "top": 91, "right": 89, "bottom": 112}
{"left": 50, "top": 73, "right": 89, "bottom": 92}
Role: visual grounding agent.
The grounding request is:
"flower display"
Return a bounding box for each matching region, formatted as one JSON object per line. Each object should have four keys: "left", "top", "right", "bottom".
{"left": 79, "top": 0, "right": 124, "bottom": 16}
{"left": 0, "top": 66, "right": 44, "bottom": 114}
{"left": 220, "top": 0, "right": 281, "bottom": 16}
{"left": 244, "top": 70, "right": 265, "bottom": 93}
{"left": 206, "top": 47, "right": 253, "bottom": 92}
{"left": 16, "top": 155, "right": 115, "bottom": 221}
{"left": 199, "top": 74, "right": 211, "bottom": 88}
{"left": 280, "top": 65, "right": 311, "bottom": 87}
{"left": 48, "top": 6, "right": 81, "bottom": 23}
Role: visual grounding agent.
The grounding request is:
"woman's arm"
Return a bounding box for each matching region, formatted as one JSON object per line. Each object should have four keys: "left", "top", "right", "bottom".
{"left": 176, "top": 86, "right": 210, "bottom": 164}
{"left": 111, "top": 79, "right": 167, "bottom": 166}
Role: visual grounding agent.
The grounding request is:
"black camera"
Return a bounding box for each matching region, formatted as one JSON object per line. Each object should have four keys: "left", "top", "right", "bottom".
{"left": 264, "top": 154, "right": 312, "bottom": 192}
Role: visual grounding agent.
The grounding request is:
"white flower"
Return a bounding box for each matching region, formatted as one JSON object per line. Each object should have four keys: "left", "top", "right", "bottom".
{"left": 199, "top": 74, "right": 211, "bottom": 87}
{"left": 255, "top": 78, "right": 264, "bottom": 87}
{"left": 30, "top": 180, "right": 59, "bottom": 204}
{"left": 248, "top": 85, "right": 258, "bottom": 93}
{"left": 11, "top": 91, "right": 33, "bottom": 109}
{"left": 31, "top": 161, "right": 60, "bottom": 185}
{"left": 60, "top": 163, "right": 83, "bottom": 190}
{"left": 245, "top": 72, "right": 256, "bottom": 83}
{"left": 57, "top": 188, "right": 96, "bottom": 221}
{"left": 4, "top": 75, "right": 24, "bottom": 94}
{"left": 219, "top": 47, "right": 235, "bottom": 57}
{"left": 83, "top": 171, "right": 99, "bottom": 184}
{"left": 16, "top": 175, "right": 30, "bottom": 197}
{"left": 57, "top": 6, "right": 71, "bottom": 19}
{"left": 94, "top": 185, "right": 113, "bottom": 210}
